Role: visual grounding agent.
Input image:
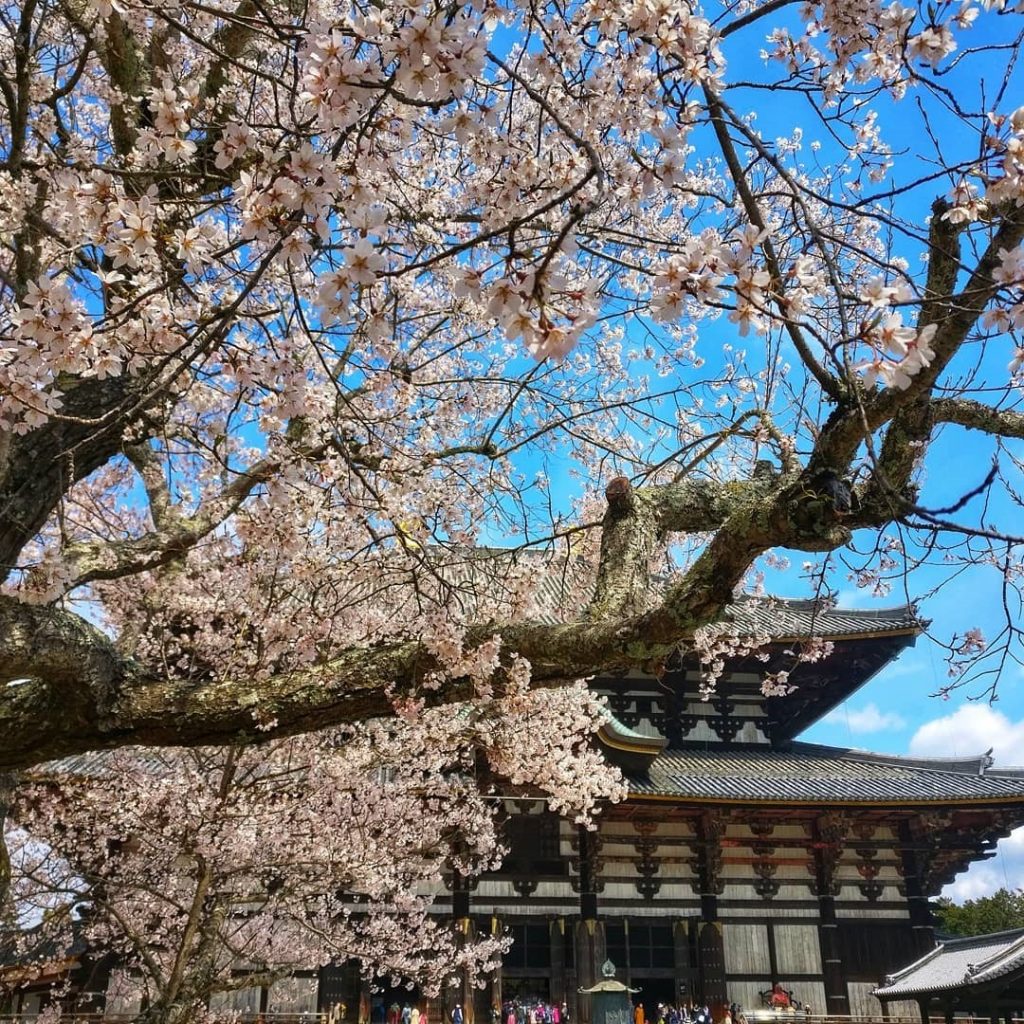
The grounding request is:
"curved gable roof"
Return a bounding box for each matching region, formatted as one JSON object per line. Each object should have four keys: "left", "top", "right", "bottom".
{"left": 875, "top": 928, "right": 1024, "bottom": 997}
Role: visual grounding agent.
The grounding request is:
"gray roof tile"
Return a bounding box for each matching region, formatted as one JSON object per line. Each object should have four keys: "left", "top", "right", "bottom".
{"left": 422, "top": 549, "right": 920, "bottom": 638}
{"left": 723, "top": 596, "right": 919, "bottom": 638}
{"left": 875, "top": 928, "right": 1024, "bottom": 997}
{"left": 628, "top": 742, "right": 1024, "bottom": 805}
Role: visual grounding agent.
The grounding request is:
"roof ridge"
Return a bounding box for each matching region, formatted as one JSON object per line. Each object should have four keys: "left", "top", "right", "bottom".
{"left": 790, "top": 741, "right": 994, "bottom": 775}
{"left": 730, "top": 593, "right": 918, "bottom": 618}
{"left": 939, "top": 926, "right": 1024, "bottom": 950}
{"left": 970, "top": 931, "right": 1024, "bottom": 981}
{"left": 637, "top": 746, "right": 1024, "bottom": 805}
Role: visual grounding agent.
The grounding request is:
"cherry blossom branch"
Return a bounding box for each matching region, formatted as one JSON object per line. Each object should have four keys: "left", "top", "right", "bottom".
{"left": 588, "top": 465, "right": 784, "bottom": 619}
{"left": 122, "top": 443, "right": 176, "bottom": 532}
{"left": 0, "top": 453, "right": 870, "bottom": 771}
{"left": 810, "top": 200, "right": 1024, "bottom": 485}
{"left": 717, "top": 0, "right": 801, "bottom": 38}
{"left": 702, "top": 84, "right": 844, "bottom": 401}
{"left": 58, "top": 440, "right": 319, "bottom": 590}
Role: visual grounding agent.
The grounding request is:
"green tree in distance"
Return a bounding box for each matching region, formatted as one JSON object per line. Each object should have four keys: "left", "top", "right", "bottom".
{"left": 933, "top": 889, "right": 1024, "bottom": 937}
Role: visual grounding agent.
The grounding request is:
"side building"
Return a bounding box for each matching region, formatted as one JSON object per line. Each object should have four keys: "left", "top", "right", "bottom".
{"left": 405, "top": 601, "right": 1024, "bottom": 1024}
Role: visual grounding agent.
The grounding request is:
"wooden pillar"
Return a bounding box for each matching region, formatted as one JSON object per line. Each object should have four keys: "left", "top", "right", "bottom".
{"left": 489, "top": 915, "right": 503, "bottom": 1017}
{"left": 693, "top": 812, "right": 726, "bottom": 1015}
{"left": 550, "top": 919, "right": 567, "bottom": 1008}
{"left": 813, "top": 814, "right": 849, "bottom": 1016}
{"left": 575, "top": 824, "right": 605, "bottom": 1024}
{"left": 453, "top": 871, "right": 471, "bottom": 920}
{"left": 673, "top": 920, "right": 693, "bottom": 1004}
{"left": 449, "top": 875, "right": 476, "bottom": 1024}
{"left": 574, "top": 919, "right": 607, "bottom": 1024}
{"left": 917, "top": 999, "right": 929, "bottom": 1024}
{"left": 578, "top": 826, "right": 601, "bottom": 920}
{"left": 899, "top": 819, "right": 938, "bottom": 956}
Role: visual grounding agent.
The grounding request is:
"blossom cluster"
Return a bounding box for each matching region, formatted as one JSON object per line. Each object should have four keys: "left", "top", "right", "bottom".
{"left": 9, "top": 733, "right": 509, "bottom": 1011}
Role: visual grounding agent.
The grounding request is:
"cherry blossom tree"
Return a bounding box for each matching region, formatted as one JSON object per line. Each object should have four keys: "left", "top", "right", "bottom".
{"left": 1, "top": 0, "right": 1024, "bottom": 774}
{"left": 8, "top": 738, "right": 498, "bottom": 1024}
{"left": 5, "top": 693, "right": 623, "bottom": 1024}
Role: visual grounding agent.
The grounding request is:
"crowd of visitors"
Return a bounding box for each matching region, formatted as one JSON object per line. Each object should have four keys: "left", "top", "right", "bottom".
{"left": 383, "top": 1002, "right": 431, "bottom": 1024}
{"left": 499, "top": 999, "right": 569, "bottom": 1024}
{"left": 633, "top": 1001, "right": 723, "bottom": 1024}
{"left": 375, "top": 983, "right": 806, "bottom": 1024}
{"left": 633, "top": 985, "right": 808, "bottom": 1024}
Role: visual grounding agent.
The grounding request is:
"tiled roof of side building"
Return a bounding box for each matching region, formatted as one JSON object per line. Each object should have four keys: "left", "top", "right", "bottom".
{"left": 874, "top": 928, "right": 1024, "bottom": 997}
{"left": 627, "top": 742, "right": 1024, "bottom": 805}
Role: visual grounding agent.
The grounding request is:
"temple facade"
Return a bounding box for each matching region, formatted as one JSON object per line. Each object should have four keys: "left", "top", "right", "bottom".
{"left": 376, "top": 601, "right": 1024, "bottom": 1024}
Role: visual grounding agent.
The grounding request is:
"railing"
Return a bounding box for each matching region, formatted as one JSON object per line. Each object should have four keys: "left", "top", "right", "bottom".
{"left": 749, "top": 1017, "right": 1007, "bottom": 1024}
{"left": 2, "top": 1017, "right": 1021, "bottom": 1024}
{"left": 792, "top": 1018, "right": 988, "bottom": 1024}
{"left": 747, "top": 1018, "right": 1007, "bottom": 1024}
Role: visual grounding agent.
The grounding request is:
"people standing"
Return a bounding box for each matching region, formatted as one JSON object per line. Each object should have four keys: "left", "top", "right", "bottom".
{"left": 452, "top": 1005, "right": 464, "bottom": 1024}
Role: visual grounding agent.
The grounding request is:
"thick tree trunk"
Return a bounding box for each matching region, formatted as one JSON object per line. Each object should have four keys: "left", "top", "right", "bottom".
{"left": 0, "top": 377, "right": 149, "bottom": 583}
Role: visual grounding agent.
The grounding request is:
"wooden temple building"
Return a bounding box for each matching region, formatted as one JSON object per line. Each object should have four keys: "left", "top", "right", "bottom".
{"left": 402, "top": 600, "right": 1024, "bottom": 1024}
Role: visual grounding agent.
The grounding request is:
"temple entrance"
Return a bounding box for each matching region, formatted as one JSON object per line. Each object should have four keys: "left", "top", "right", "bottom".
{"left": 373, "top": 985, "right": 424, "bottom": 1024}
{"left": 502, "top": 977, "right": 552, "bottom": 1003}
{"left": 633, "top": 978, "right": 677, "bottom": 1023}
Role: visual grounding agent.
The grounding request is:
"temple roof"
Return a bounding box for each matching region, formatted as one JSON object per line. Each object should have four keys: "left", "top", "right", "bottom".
{"left": 442, "top": 549, "right": 921, "bottom": 639}
{"left": 592, "top": 596, "right": 921, "bottom": 741}
{"left": 626, "top": 741, "right": 1024, "bottom": 806}
{"left": 719, "top": 596, "right": 919, "bottom": 640}
{"left": 874, "top": 928, "right": 1024, "bottom": 997}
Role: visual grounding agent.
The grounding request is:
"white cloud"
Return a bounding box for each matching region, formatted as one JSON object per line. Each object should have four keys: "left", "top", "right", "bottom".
{"left": 912, "top": 706, "right": 1024, "bottom": 902}
{"left": 909, "top": 704, "right": 1024, "bottom": 765}
{"left": 824, "top": 702, "right": 906, "bottom": 734}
